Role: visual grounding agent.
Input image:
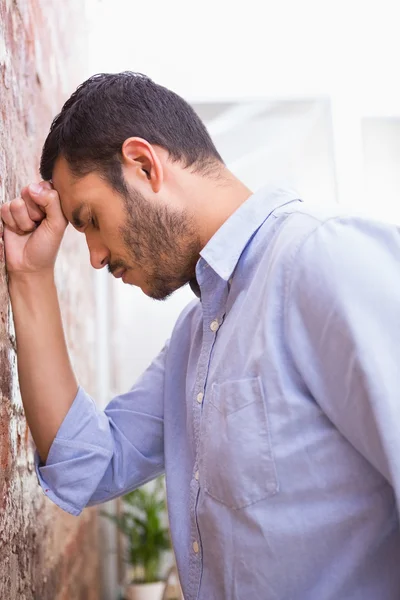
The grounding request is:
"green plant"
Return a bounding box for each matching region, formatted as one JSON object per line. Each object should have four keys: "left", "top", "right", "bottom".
{"left": 101, "top": 477, "right": 171, "bottom": 584}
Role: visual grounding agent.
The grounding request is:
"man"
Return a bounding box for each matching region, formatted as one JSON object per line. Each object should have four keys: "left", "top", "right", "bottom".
{"left": 2, "top": 72, "right": 400, "bottom": 600}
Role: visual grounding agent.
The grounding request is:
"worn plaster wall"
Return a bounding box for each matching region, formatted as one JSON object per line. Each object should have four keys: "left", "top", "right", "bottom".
{"left": 0, "top": 1, "right": 101, "bottom": 598}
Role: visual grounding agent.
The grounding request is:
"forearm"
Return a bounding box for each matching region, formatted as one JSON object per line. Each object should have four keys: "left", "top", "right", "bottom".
{"left": 9, "top": 271, "right": 78, "bottom": 463}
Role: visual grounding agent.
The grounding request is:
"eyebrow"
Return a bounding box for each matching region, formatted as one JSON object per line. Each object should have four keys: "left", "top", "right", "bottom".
{"left": 71, "top": 203, "right": 85, "bottom": 228}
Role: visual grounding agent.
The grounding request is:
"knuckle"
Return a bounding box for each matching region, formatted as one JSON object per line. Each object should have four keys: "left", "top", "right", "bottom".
{"left": 11, "top": 197, "right": 25, "bottom": 211}
{"left": 14, "top": 197, "right": 26, "bottom": 210}
{"left": 1, "top": 208, "right": 11, "bottom": 222}
{"left": 41, "top": 181, "right": 53, "bottom": 190}
{"left": 7, "top": 204, "right": 17, "bottom": 218}
{"left": 47, "top": 190, "right": 59, "bottom": 202}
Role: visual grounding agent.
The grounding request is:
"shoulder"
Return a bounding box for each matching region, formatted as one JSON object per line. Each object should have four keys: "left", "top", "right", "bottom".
{"left": 283, "top": 207, "right": 400, "bottom": 321}
{"left": 260, "top": 201, "right": 343, "bottom": 264}
{"left": 271, "top": 200, "right": 399, "bottom": 277}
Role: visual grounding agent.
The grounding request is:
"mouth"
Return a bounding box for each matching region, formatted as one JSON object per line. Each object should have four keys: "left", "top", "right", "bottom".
{"left": 113, "top": 268, "right": 126, "bottom": 279}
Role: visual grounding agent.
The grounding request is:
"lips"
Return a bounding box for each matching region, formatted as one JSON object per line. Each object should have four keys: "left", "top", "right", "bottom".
{"left": 113, "top": 268, "right": 126, "bottom": 279}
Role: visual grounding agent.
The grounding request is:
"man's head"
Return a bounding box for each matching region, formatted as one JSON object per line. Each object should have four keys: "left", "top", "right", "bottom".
{"left": 41, "top": 72, "right": 225, "bottom": 300}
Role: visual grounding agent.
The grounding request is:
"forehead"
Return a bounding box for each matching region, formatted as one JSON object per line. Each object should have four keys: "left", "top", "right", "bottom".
{"left": 51, "top": 157, "right": 106, "bottom": 220}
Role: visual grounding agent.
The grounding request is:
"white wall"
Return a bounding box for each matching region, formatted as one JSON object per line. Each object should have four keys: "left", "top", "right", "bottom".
{"left": 111, "top": 280, "right": 193, "bottom": 393}
{"left": 85, "top": 0, "right": 400, "bottom": 105}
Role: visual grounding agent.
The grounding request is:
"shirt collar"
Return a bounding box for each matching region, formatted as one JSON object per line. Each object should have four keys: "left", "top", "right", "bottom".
{"left": 199, "top": 184, "right": 301, "bottom": 281}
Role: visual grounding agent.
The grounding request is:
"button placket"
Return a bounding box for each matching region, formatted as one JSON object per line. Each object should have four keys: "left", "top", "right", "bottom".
{"left": 189, "top": 271, "right": 228, "bottom": 595}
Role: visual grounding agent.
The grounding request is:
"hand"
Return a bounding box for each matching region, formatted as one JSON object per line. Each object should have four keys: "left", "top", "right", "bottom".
{"left": 1, "top": 181, "right": 68, "bottom": 276}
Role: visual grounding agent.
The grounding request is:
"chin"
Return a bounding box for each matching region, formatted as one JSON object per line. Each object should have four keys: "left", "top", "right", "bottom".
{"left": 122, "top": 270, "right": 138, "bottom": 287}
{"left": 143, "top": 288, "right": 171, "bottom": 302}
{"left": 142, "top": 273, "right": 189, "bottom": 301}
{"left": 142, "top": 281, "right": 175, "bottom": 302}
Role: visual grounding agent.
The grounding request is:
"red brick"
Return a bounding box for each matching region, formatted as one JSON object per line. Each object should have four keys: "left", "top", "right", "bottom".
{"left": 0, "top": 1, "right": 100, "bottom": 598}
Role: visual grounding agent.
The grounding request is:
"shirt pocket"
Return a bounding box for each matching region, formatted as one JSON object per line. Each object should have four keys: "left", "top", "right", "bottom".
{"left": 202, "top": 377, "right": 278, "bottom": 510}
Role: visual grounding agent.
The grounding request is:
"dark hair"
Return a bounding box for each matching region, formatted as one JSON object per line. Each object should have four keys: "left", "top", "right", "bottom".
{"left": 40, "top": 72, "right": 224, "bottom": 192}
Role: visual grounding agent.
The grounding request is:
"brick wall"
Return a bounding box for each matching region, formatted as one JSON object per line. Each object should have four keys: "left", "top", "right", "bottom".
{"left": 0, "top": 1, "right": 101, "bottom": 598}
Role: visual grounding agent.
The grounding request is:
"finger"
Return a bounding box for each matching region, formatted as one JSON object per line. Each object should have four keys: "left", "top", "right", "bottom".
{"left": 1, "top": 202, "right": 25, "bottom": 235}
{"left": 21, "top": 186, "right": 46, "bottom": 222}
{"left": 9, "top": 197, "right": 37, "bottom": 232}
{"left": 28, "top": 184, "right": 67, "bottom": 228}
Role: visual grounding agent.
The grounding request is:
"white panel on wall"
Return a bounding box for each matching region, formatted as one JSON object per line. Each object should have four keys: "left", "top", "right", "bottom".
{"left": 362, "top": 118, "right": 400, "bottom": 224}
{"left": 194, "top": 99, "right": 337, "bottom": 204}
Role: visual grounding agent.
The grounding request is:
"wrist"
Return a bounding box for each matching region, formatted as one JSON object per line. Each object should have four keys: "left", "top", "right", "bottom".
{"left": 8, "top": 270, "right": 56, "bottom": 300}
{"left": 8, "top": 269, "right": 55, "bottom": 285}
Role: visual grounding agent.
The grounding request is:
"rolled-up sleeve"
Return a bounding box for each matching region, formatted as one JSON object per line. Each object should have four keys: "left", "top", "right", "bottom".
{"left": 35, "top": 342, "right": 168, "bottom": 516}
{"left": 286, "top": 215, "right": 400, "bottom": 491}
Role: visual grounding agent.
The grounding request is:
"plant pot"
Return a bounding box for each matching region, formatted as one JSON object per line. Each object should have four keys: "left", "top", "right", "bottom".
{"left": 124, "top": 581, "right": 165, "bottom": 600}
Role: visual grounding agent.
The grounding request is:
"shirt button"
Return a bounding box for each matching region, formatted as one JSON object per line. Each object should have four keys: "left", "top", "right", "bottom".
{"left": 193, "top": 541, "right": 199, "bottom": 554}
{"left": 210, "top": 319, "right": 219, "bottom": 332}
{"left": 196, "top": 392, "right": 204, "bottom": 404}
{"left": 194, "top": 470, "right": 199, "bottom": 481}
{"left": 228, "top": 277, "right": 233, "bottom": 285}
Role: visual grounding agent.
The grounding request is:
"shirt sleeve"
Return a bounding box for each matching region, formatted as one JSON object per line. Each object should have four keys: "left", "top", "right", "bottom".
{"left": 285, "top": 215, "right": 400, "bottom": 491}
{"left": 34, "top": 341, "right": 168, "bottom": 516}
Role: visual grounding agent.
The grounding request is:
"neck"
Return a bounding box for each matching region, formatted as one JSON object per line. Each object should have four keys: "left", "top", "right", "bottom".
{"left": 189, "top": 168, "right": 253, "bottom": 248}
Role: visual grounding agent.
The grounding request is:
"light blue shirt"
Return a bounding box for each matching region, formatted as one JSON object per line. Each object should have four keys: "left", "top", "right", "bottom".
{"left": 35, "top": 186, "right": 400, "bottom": 599}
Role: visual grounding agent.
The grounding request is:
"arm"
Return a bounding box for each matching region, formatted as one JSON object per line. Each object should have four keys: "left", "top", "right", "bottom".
{"left": 9, "top": 272, "right": 78, "bottom": 462}
{"left": 36, "top": 342, "right": 167, "bottom": 515}
{"left": 285, "top": 215, "right": 400, "bottom": 487}
{"left": 2, "top": 182, "right": 76, "bottom": 462}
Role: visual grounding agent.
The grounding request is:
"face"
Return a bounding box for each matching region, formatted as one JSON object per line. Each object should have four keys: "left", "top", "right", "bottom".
{"left": 52, "top": 156, "right": 201, "bottom": 300}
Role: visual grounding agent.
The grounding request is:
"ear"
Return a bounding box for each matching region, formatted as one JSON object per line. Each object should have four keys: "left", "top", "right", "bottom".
{"left": 121, "top": 137, "right": 163, "bottom": 193}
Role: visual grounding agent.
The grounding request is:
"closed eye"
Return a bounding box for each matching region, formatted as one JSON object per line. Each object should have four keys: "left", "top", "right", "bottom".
{"left": 90, "top": 215, "right": 99, "bottom": 229}
{"left": 71, "top": 204, "right": 99, "bottom": 231}
{"left": 72, "top": 222, "right": 85, "bottom": 232}
{"left": 73, "top": 217, "right": 97, "bottom": 233}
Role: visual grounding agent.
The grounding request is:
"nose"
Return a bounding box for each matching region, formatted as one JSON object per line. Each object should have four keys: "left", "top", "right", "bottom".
{"left": 86, "top": 232, "right": 109, "bottom": 269}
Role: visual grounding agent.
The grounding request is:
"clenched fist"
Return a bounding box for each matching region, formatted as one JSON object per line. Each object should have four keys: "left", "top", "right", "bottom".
{"left": 1, "top": 181, "right": 68, "bottom": 276}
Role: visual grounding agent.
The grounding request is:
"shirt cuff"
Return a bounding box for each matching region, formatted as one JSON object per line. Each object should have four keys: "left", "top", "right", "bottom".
{"left": 34, "top": 386, "right": 113, "bottom": 516}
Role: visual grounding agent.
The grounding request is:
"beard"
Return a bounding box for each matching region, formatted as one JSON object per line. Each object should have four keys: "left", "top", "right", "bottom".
{"left": 114, "top": 185, "right": 201, "bottom": 301}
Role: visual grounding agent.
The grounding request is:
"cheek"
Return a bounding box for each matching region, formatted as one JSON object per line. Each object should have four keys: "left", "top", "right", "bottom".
{"left": 102, "top": 223, "right": 123, "bottom": 248}
{"left": 105, "top": 226, "right": 134, "bottom": 264}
